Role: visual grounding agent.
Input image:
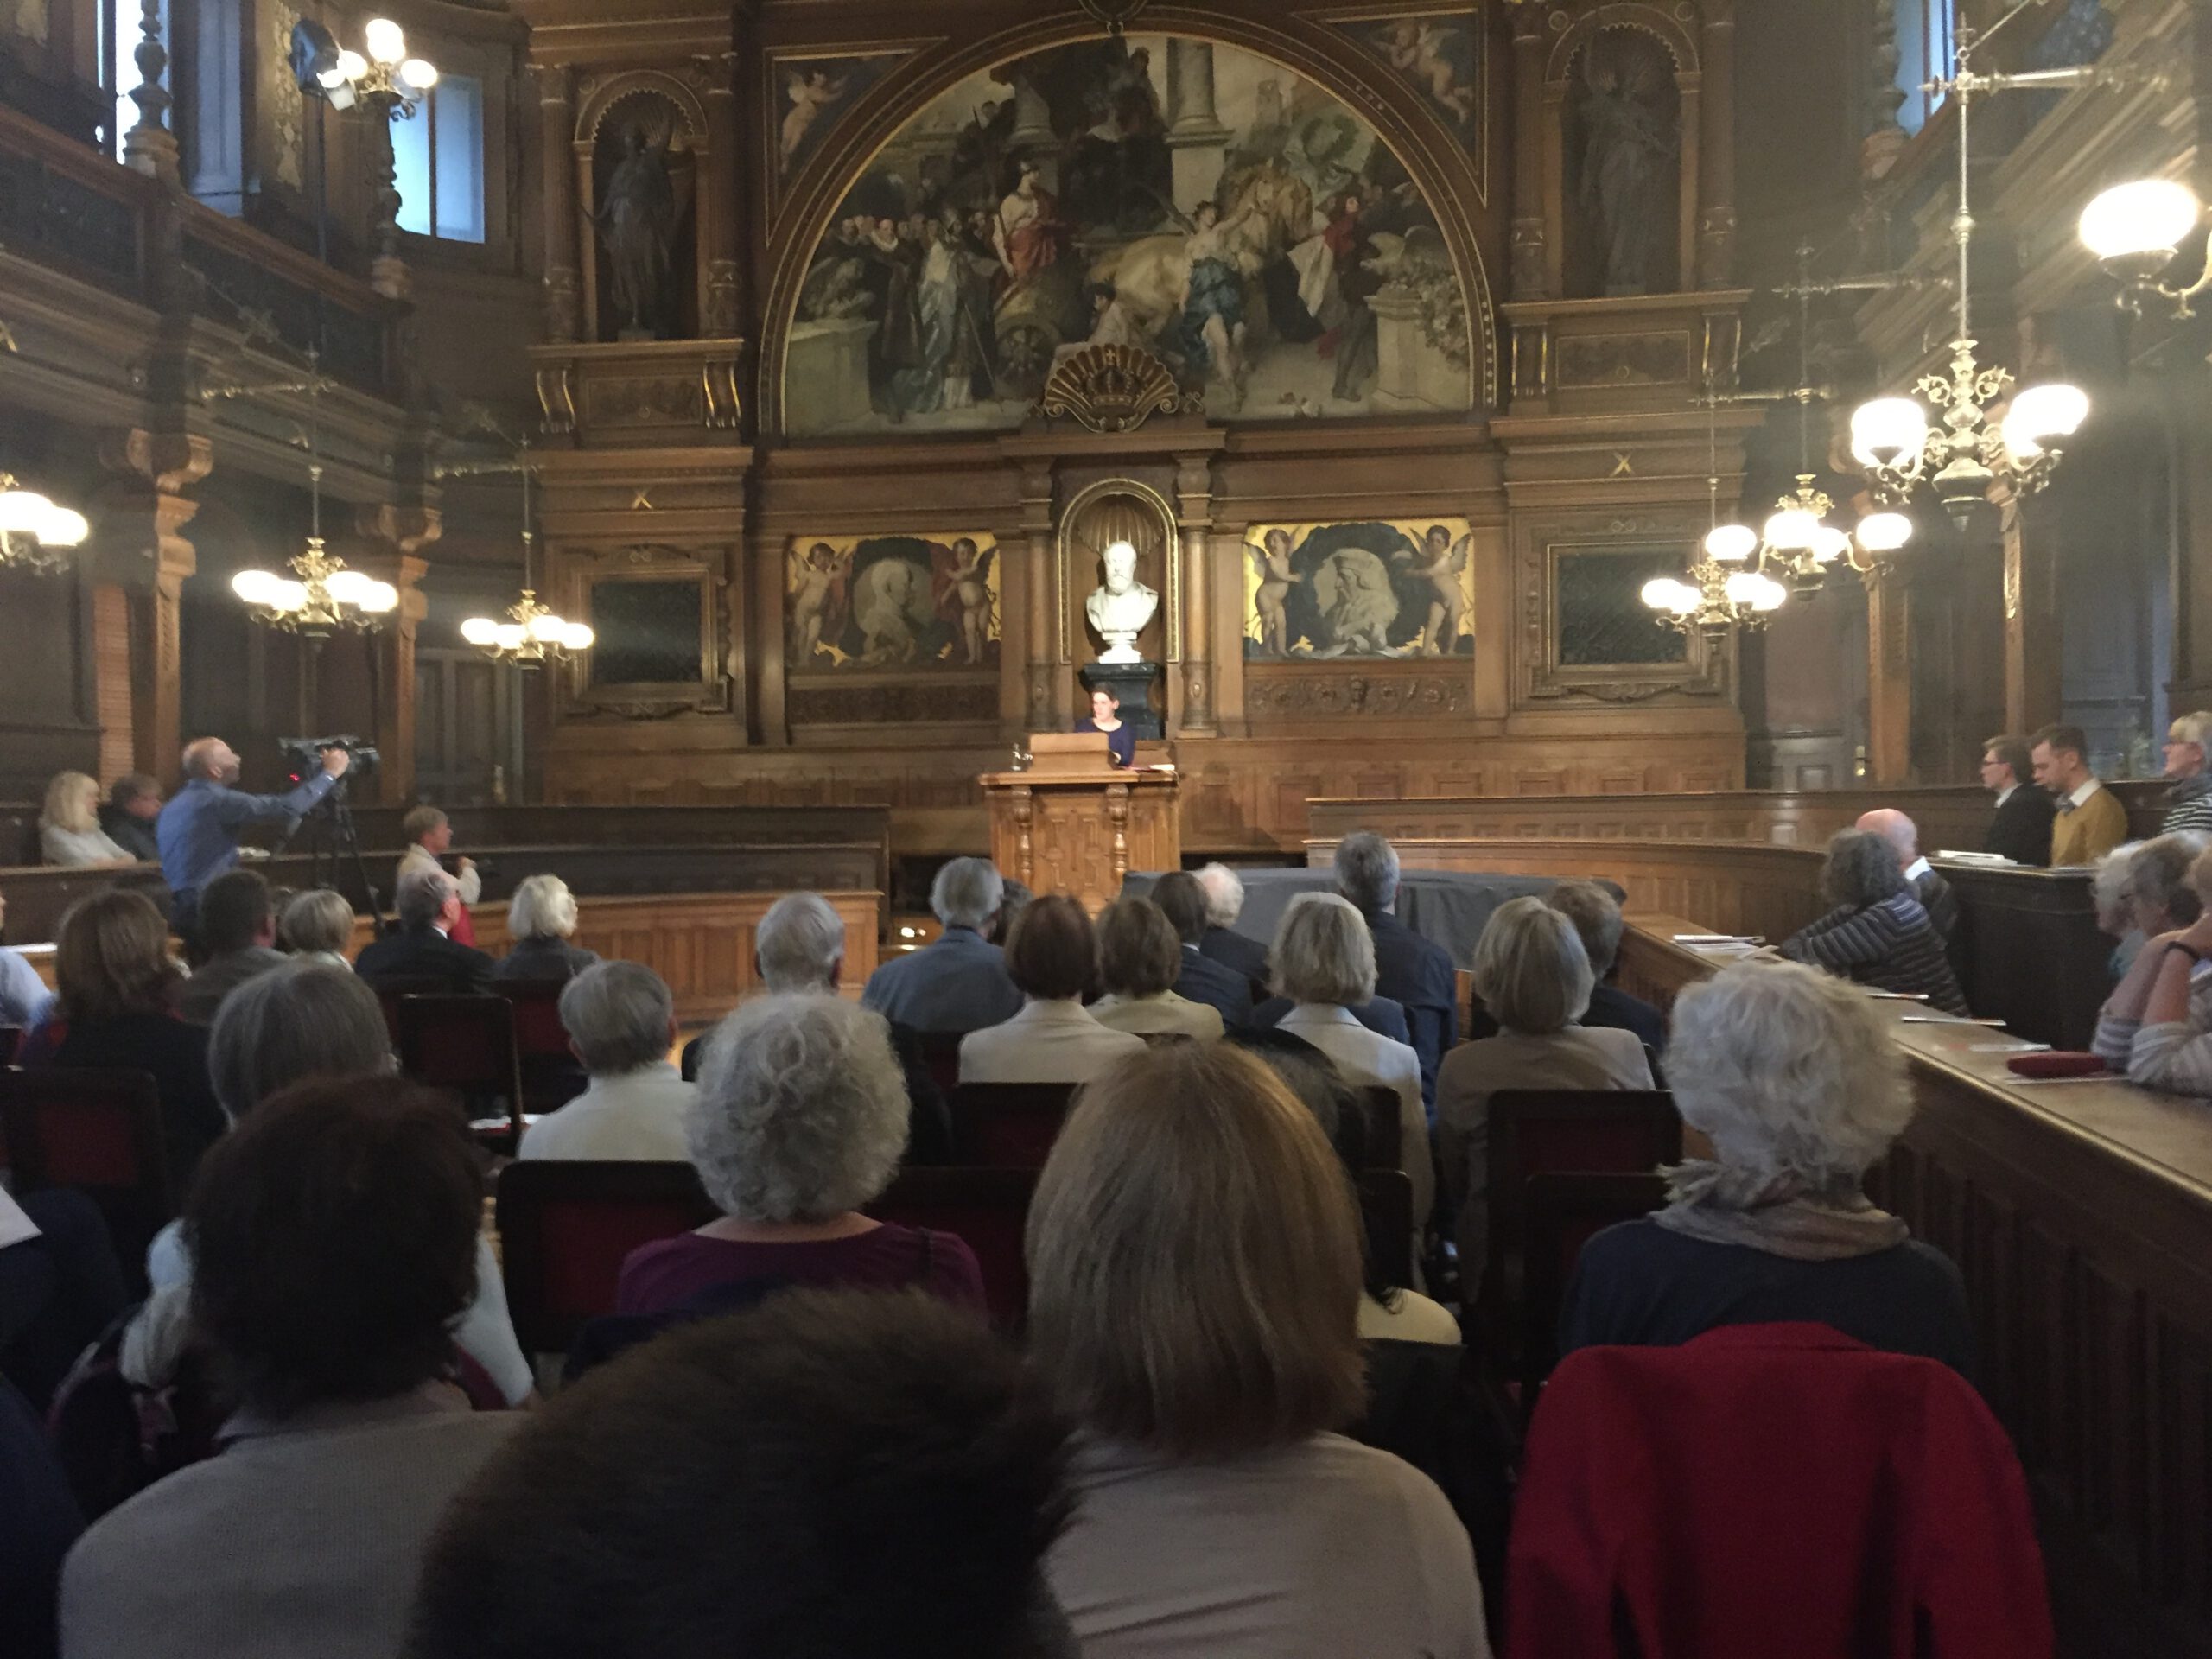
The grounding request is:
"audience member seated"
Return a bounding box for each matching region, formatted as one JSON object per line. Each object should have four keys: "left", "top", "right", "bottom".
{"left": 18, "top": 890, "right": 225, "bottom": 1194}
{"left": 958, "top": 895, "right": 1147, "bottom": 1085}
{"left": 1088, "top": 898, "right": 1224, "bottom": 1041}
{"left": 2036, "top": 722, "right": 2130, "bottom": 867}
{"left": 1, "top": 1187, "right": 130, "bottom": 1413}
{"left": 1980, "top": 732, "right": 2055, "bottom": 865}
{"left": 1543, "top": 880, "right": 1665, "bottom": 1053}
{"left": 0, "top": 893, "right": 54, "bottom": 1030}
{"left": 123, "top": 963, "right": 532, "bottom": 1408}
{"left": 277, "top": 887, "right": 355, "bottom": 969}
{"left": 1030, "top": 1042, "right": 1490, "bottom": 1657}
{"left": 1855, "top": 807, "right": 1957, "bottom": 941}
{"left": 1194, "top": 861, "right": 1271, "bottom": 993}
{"left": 406, "top": 1290, "right": 1077, "bottom": 1659}
{"left": 353, "top": 868, "right": 494, "bottom": 993}
{"left": 861, "top": 856, "right": 1022, "bottom": 1033}
{"left": 2095, "top": 833, "right": 2205, "bottom": 982}
{"left": 38, "top": 772, "right": 134, "bottom": 868}
{"left": 1437, "top": 897, "right": 1652, "bottom": 1293}
{"left": 988, "top": 877, "right": 1034, "bottom": 945}
{"left": 619, "top": 994, "right": 985, "bottom": 1319}
{"left": 175, "top": 869, "right": 286, "bottom": 1024}
{"left": 1150, "top": 871, "right": 1255, "bottom": 1029}
{"left": 1335, "top": 832, "right": 1457, "bottom": 1109}
{"left": 1560, "top": 960, "right": 1974, "bottom": 1377}
{"left": 2161, "top": 711, "right": 2212, "bottom": 834}
{"left": 2091, "top": 841, "right": 2148, "bottom": 980}
{"left": 681, "top": 892, "right": 950, "bottom": 1164}
{"left": 397, "top": 806, "right": 480, "bottom": 947}
{"left": 2093, "top": 843, "right": 2212, "bottom": 1096}
{"left": 3, "top": 1370, "right": 80, "bottom": 1659}
{"left": 99, "top": 775, "right": 163, "bottom": 865}
{"left": 1246, "top": 1037, "right": 1460, "bottom": 1347}
{"left": 1777, "top": 829, "right": 1966, "bottom": 1014}
{"left": 493, "top": 874, "right": 600, "bottom": 983}
{"left": 517, "top": 963, "right": 692, "bottom": 1161}
{"left": 1268, "top": 893, "right": 1432, "bottom": 1238}
{"left": 59, "top": 1078, "right": 524, "bottom": 1659}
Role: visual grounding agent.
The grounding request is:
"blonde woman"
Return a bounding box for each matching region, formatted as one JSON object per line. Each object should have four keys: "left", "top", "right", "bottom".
{"left": 494, "top": 874, "right": 600, "bottom": 982}
{"left": 1087, "top": 897, "right": 1224, "bottom": 1041}
{"left": 1032, "top": 1041, "right": 1490, "bottom": 1657}
{"left": 40, "top": 771, "right": 135, "bottom": 867}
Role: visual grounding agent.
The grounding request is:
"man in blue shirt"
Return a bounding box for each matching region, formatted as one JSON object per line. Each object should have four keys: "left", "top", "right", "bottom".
{"left": 157, "top": 737, "right": 349, "bottom": 934}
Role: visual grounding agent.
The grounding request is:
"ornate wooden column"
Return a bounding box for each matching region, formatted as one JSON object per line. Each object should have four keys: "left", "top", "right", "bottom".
{"left": 538, "top": 64, "right": 582, "bottom": 342}
{"left": 1174, "top": 452, "right": 1217, "bottom": 737}
{"left": 119, "top": 0, "right": 178, "bottom": 182}
{"left": 701, "top": 53, "right": 742, "bottom": 338}
{"left": 1510, "top": 5, "right": 1550, "bottom": 299}
{"left": 351, "top": 507, "right": 440, "bottom": 804}
{"left": 97, "top": 429, "right": 212, "bottom": 788}
{"left": 1999, "top": 492, "right": 2063, "bottom": 736}
{"left": 1697, "top": 0, "right": 1738, "bottom": 286}
{"left": 1864, "top": 561, "right": 1914, "bottom": 785}
{"left": 1020, "top": 461, "right": 1058, "bottom": 734}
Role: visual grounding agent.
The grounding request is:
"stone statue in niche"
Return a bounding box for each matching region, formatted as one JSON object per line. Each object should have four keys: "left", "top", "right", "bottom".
{"left": 1577, "top": 34, "right": 1678, "bottom": 296}
{"left": 595, "top": 121, "right": 679, "bottom": 339}
{"left": 1084, "top": 541, "right": 1158, "bottom": 664}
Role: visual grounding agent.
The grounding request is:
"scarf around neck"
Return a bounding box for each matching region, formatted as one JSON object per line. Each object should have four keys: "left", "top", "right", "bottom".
{"left": 1653, "top": 1159, "right": 1909, "bottom": 1262}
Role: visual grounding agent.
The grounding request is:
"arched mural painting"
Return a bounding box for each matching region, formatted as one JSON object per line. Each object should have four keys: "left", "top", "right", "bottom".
{"left": 785, "top": 33, "right": 1478, "bottom": 436}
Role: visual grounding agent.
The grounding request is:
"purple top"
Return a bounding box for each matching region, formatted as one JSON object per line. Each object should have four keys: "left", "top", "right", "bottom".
{"left": 616, "top": 1222, "right": 988, "bottom": 1318}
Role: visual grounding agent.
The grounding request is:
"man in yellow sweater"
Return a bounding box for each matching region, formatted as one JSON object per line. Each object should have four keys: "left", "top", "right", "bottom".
{"left": 2033, "top": 723, "right": 2130, "bottom": 868}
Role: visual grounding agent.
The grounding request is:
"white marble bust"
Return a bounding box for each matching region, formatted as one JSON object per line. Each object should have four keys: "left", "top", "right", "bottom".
{"left": 1084, "top": 541, "right": 1159, "bottom": 664}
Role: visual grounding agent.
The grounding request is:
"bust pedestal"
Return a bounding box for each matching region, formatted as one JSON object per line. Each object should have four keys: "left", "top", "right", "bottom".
{"left": 1081, "top": 660, "right": 1163, "bottom": 740}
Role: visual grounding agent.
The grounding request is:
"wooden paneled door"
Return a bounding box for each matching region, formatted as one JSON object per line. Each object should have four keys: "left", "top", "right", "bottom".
{"left": 414, "top": 649, "right": 524, "bottom": 807}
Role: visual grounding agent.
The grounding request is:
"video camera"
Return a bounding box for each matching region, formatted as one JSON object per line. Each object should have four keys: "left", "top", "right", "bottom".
{"left": 280, "top": 734, "right": 381, "bottom": 786}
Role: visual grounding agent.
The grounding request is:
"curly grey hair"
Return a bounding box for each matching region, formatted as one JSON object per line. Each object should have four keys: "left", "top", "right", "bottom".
{"left": 1271, "top": 893, "right": 1377, "bottom": 1007}
{"left": 2124, "top": 832, "right": 2209, "bottom": 933}
{"left": 688, "top": 993, "right": 909, "bottom": 1224}
{"left": 1821, "top": 829, "right": 1908, "bottom": 910}
{"left": 1669, "top": 959, "right": 1910, "bottom": 1184}
{"left": 930, "top": 857, "right": 1004, "bottom": 931}
{"left": 1195, "top": 862, "right": 1245, "bottom": 929}
{"left": 207, "top": 962, "right": 392, "bottom": 1121}
{"left": 507, "top": 874, "right": 580, "bottom": 943}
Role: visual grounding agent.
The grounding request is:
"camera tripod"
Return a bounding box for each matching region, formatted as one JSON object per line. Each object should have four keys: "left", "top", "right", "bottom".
{"left": 274, "top": 777, "right": 385, "bottom": 932}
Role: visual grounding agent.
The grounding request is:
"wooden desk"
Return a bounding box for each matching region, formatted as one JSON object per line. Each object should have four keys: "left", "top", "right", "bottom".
{"left": 982, "top": 766, "right": 1179, "bottom": 914}
{"left": 1621, "top": 912, "right": 2212, "bottom": 1657}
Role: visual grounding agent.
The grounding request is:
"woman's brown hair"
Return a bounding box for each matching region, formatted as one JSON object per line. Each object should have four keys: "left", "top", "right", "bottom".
{"left": 55, "top": 888, "right": 181, "bottom": 1022}
{"left": 1002, "top": 893, "right": 1097, "bottom": 1001}
{"left": 1025, "top": 1041, "right": 1366, "bottom": 1459}
{"left": 1095, "top": 898, "right": 1180, "bottom": 999}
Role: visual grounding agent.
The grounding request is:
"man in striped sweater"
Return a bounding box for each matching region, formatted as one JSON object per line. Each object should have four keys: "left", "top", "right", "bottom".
{"left": 1778, "top": 830, "right": 1967, "bottom": 1014}
{"left": 2160, "top": 712, "right": 2212, "bottom": 836}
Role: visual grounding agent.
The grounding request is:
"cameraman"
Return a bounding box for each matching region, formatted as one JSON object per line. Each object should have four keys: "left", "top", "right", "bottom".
{"left": 158, "top": 736, "right": 349, "bottom": 941}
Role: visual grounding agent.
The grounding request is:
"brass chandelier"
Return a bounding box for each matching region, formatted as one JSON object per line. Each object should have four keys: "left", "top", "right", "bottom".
{"left": 461, "top": 447, "right": 592, "bottom": 667}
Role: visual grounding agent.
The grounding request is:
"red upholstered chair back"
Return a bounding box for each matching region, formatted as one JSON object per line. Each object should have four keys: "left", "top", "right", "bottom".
{"left": 495, "top": 979, "right": 572, "bottom": 1059}
{"left": 396, "top": 995, "right": 524, "bottom": 1148}
{"left": 949, "top": 1083, "right": 1077, "bottom": 1167}
{"left": 1517, "top": 1170, "right": 1669, "bottom": 1402}
{"left": 0, "top": 1066, "right": 173, "bottom": 1284}
{"left": 863, "top": 1166, "right": 1039, "bottom": 1330}
{"left": 374, "top": 977, "right": 460, "bottom": 1042}
{"left": 495, "top": 1160, "right": 717, "bottom": 1355}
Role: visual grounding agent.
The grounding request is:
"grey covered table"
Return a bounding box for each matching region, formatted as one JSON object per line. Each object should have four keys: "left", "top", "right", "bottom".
{"left": 1121, "top": 868, "right": 1618, "bottom": 970}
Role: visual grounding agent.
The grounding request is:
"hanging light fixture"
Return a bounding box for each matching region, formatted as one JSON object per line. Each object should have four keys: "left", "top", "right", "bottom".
{"left": 1642, "top": 393, "right": 1789, "bottom": 641}
{"left": 1850, "top": 14, "right": 2088, "bottom": 525}
{"left": 2079, "top": 176, "right": 2212, "bottom": 319}
{"left": 232, "top": 354, "right": 397, "bottom": 636}
{"left": 460, "top": 445, "right": 593, "bottom": 667}
{"left": 0, "top": 474, "right": 88, "bottom": 572}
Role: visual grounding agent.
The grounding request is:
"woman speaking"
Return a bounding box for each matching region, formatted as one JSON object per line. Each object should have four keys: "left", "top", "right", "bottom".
{"left": 1077, "top": 686, "right": 1136, "bottom": 768}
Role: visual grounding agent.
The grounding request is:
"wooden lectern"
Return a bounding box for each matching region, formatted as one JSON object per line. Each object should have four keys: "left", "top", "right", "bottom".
{"left": 981, "top": 735, "right": 1180, "bottom": 914}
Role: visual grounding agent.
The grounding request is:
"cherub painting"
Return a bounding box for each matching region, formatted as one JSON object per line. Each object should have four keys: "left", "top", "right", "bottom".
{"left": 1355, "top": 16, "right": 1481, "bottom": 143}
{"left": 771, "top": 53, "right": 900, "bottom": 187}
{"left": 786, "top": 534, "right": 1001, "bottom": 670}
{"left": 1244, "top": 518, "right": 1475, "bottom": 659}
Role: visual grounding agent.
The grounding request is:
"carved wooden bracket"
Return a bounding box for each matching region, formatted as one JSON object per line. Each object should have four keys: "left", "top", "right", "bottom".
{"left": 1033, "top": 346, "right": 1200, "bottom": 435}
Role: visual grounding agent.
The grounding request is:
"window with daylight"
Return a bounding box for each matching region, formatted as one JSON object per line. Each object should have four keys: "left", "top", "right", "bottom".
{"left": 391, "top": 73, "right": 486, "bottom": 243}
{"left": 105, "top": 0, "right": 169, "bottom": 160}
{"left": 1893, "top": 0, "right": 1956, "bottom": 135}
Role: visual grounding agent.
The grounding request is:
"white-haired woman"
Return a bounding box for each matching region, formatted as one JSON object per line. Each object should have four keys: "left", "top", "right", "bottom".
{"left": 39, "top": 771, "right": 135, "bottom": 867}
{"left": 1560, "top": 959, "right": 1972, "bottom": 1376}
{"left": 1271, "top": 893, "right": 1431, "bottom": 1238}
{"left": 2094, "top": 842, "right": 2212, "bottom": 1096}
{"left": 618, "top": 992, "right": 985, "bottom": 1317}
{"left": 1778, "top": 829, "right": 1966, "bottom": 1013}
{"left": 494, "top": 874, "right": 600, "bottom": 982}
{"left": 1437, "top": 897, "right": 1652, "bottom": 1292}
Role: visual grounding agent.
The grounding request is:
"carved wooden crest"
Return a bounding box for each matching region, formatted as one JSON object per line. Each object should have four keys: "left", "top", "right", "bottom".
{"left": 1033, "top": 346, "right": 1200, "bottom": 435}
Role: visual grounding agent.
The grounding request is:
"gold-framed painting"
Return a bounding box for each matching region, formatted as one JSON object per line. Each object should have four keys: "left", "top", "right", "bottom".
{"left": 786, "top": 533, "right": 1001, "bottom": 671}
{"left": 1243, "top": 517, "right": 1473, "bottom": 659}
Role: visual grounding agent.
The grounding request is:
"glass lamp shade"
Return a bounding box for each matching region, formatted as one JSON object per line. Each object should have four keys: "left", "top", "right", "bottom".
{"left": 1851, "top": 397, "right": 1929, "bottom": 467}
{"left": 363, "top": 582, "right": 399, "bottom": 613}
{"left": 399, "top": 58, "right": 438, "bottom": 91}
{"left": 2001, "top": 383, "right": 2089, "bottom": 459}
{"left": 270, "top": 580, "right": 309, "bottom": 613}
{"left": 1703, "top": 523, "right": 1758, "bottom": 563}
{"left": 1726, "top": 571, "right": 1789, "bottom": 613}
{"left": 526, "top": 612, "right": 567, "bottom": 642}
{"left": 0, "top": 490, "right": 52, "bottom": 535}
{"left": 364, "top": 17, "right": 406, "bottom": 65}
{"left": 1764, "top": 505, "right": 1823, "bottom": 553}
{"left": 460, "top": 616, "right": 499, "bottom": 645}
{"left": 325, "top": 569, "right": 372, "bottom": 605}
{"left": 493, "top": 623, "right": 527, "bottom": 651}
{"left": 232, "top": 569, "right": 282, "bottom": 606}
{"left": 336, "top": 48, "right": 367, "bottom": 81}
{"left": 2080, "top": 179, "right": 2200, "bottom": 262}
{"left": 1855, "top": 511, "right": 1914, "bottom": 553}
{"left": 1749, "top": 574, "right": 1789, "bottom": 612}
{"left": 1641, "top": 576, "right": 1684, "bottom": 612}
{"left": 37, "top": 506, "right": 88, "bottom": 547}
{"left": 560, "top": 622, "right": 595, "bottom": 651}
{"left": 1809, "top": 526, "right": 1852, "bottom": 563}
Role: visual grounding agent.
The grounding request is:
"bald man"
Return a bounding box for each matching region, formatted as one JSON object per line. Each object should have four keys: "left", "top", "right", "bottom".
{"left": 158, "top": 737, "right": 349, "bottom": 938}
{"left": 1856, "top": 808, "right": 1958, "bottom": 944}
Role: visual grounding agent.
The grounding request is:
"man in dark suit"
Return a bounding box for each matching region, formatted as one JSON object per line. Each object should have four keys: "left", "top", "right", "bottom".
{"left": 1192, "top": 861, "right": 1270, "bottom": 996}
{"left": 1333, "top": 831, "right": 1456, "bottom": 1111}
{"left": 1152, "top": 871, "right": 1255, "bottom": 1030}
{"left": 354, "top": 867, "right": 495, "bottom": 992}
{"left": 858, "top": 857, "right": 1021, "bottom": 1035}
{"left": 1541, "top": 879, "right": 1666, "bottom": 1054}
{"left": 1981, "top": 733, "right": 2055, "bottom": 866}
